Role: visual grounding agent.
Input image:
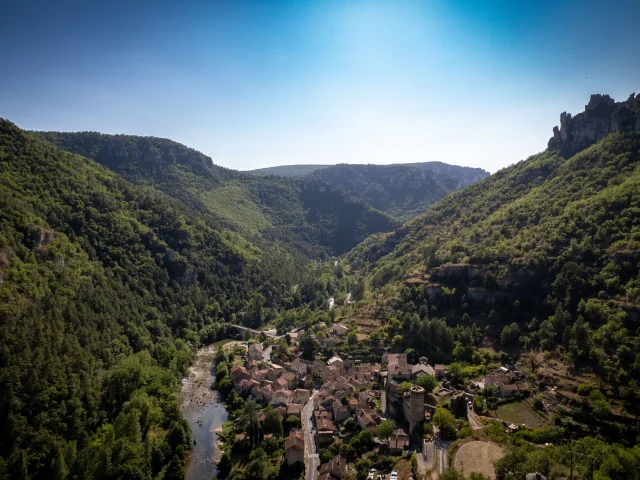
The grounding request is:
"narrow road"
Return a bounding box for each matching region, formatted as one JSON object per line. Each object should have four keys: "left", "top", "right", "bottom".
{"left": 303, "top": 390, "right": 319, "bottom": 480}
{"left": 230, "top": 324, "right": 277, "bottom": 338}
{"left": 434, "top": 433, "right": 450, "bottom": 476}
{"left": 263, "top": 345, "right": 273, "bottom": 363}
{"left": 416, "top": 439, "right": 433, "bottom": 476}
{"left": 467, "top": 404, "right": 484, "bottom": 430}
{"left": 424, "top": 440, "right": 434, "bottom": 467}
{"left": 438, "top": 448, "right": 447, "bottom": 475}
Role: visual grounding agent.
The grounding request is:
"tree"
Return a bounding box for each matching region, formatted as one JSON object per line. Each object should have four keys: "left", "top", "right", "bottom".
{"left": 439, "top": 468, "right": 465, "bottom": 480}
{"left": 284, "top": 415, "right": 301, "bottom": 434}
{"left": 349, "top": 430, "right": 375, "bottom": 455}
{"left": 217, "top": 377, "right": 233, "bottom": 398}
{"left": 241, "top": 399, "right": 260, "bottom": 448}
{"left": 501, "top": 323, "right": 521, "bottom": 347}
{"left": 167, "top": 421, "right": 190, "bottom": 453}
{"left": 469, "top": 473, "right": 490, "bottom": 480}
{"left": 376, "top": 420, "right": 396, "bottom": 441}
{"left": 8, "top": 449, "right": 30, "bottom": 480}
{"left": 215, "top": 347, "right": 227, "bottom": 365}
{"left": 453, "top": 342, "right": 473, "bottom": 362}
{"left": 494, "top": 445, "right": 528, "bottom": 480}
{"left": 433, "top": 407, "right": 456, "bottom": 439}
{"left": 396, "top": 382, "right": 414, "bottom": 395}
{"left": 448, "top": 363, "right": 464, "bottom": 384}
{"left": 216, "top": 362, "right": 229, "bottom": 382}
{"left": 352, "top": 281, "right": 366, "bottom": 301}
{"left": 263, "top": 410, "right": 283, "bottom": 437}
{"left": 300, "top": 332, "right": 320, "bottom": 360}
{"left": 405, "top": 348, "right": 418, "bottom": 364}
{"left": 442, "top": 287, "right": 456, "bottom": 307}
{"left": 163, "top": 455, "right": 185, "bottom": 480}
{"left": 416, "top": 374, "right": 436, "bottom": 393}
{"left": 245, "top": 457, "right": 268, "bottom": 480}
{"left": 533, "top": 395, "right": 544, "bottom": 410}
{"left": 250, "top": 292, "right": 265, "bottom": 327}
{"left": 391, "top": 335, "right": 404, "bottom": 352}
{"left": 354, "top": 458, "right": 373, "bottom": 477}
{"left": 306, "top": 375, "right": 315, "bottom": 390}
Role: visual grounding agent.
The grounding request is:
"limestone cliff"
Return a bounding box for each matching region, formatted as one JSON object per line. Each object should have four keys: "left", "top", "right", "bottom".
{"left": 548, "top": 93, "right": 640, "bottom": 157}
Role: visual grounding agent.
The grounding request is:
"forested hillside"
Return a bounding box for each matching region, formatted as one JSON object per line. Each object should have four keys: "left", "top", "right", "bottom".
{"left": 250, "top": 162, "right": 489, "bottom": 221}
{"left": 0, "top": 119, "right": 306, "bottom": 479}
{"left": 346, "top": 94, "right": 640, "bottom": 443}
{"left": 246, "top": 164, "right": 330, "bottom": 178}
{"left": 38, "top": 132, "right": 396, "bottom": 256}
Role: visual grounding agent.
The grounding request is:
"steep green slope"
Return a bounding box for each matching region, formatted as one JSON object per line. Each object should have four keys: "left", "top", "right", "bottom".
{"left": 249, "top": 162, "right": 489, "bottom": 221}
{"left": 0, "top": 119, "right": 297, "bottom": 479}
{"left": 346, "top": 96, "right": 640, "bottom": 439}
{"left": 347, "top": 96, "right": 640, "bottom": 445}
{"left": 306, "top": 162, "right": 488, "bottom": 221}
{"left": 37, "top": 132, "right": 397, "bottom": 256}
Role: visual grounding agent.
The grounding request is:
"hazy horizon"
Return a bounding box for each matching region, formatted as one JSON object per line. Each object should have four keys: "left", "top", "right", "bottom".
{"left": 2, "top": 0, "right": 639, "bottom": 173}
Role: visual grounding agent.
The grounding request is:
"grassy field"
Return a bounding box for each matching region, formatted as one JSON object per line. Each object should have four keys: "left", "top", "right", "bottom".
{"left": 200, "top": 183, "right": 272, "bottom": 235}
{"left": 492, "top": 400, "right": 550, "bottom": 428}
{"left": 453, "top": 441, "right": 504, "bottom": 479}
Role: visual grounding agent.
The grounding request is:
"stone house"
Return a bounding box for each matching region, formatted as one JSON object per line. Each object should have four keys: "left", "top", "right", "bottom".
{"left": 271, "top": 389, "right": 292, "bottom": 406}
{"left": 332, "top": 400, "right": 350, "bottom": 422}
{"left": 286, "top": 403, "right": 302, "bottom": 419}
{"left": 318, "top": 455, "right": 347, "bottom": 479}
{"left": 248, "top": 343, "right": 264, "bottom": 362}
{"left": 285, "top": 429, "right": 304, "bottom": 465}
{"left": 327, "top": 355, "right": 345, "bottom": 372}
{"left": 330, "top": 324, "right": 349, "bottom": 336}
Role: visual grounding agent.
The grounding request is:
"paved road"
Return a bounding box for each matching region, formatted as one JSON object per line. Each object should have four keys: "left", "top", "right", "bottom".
{"left": 467, "top": 404, "right": 484, "bottom": 430}
{"left": 303, "top": 390, "right": 319, "bottom": 480}
{"left": 434, "top": 433, "right": 451, "bottom": 476}
{"left": 424, "top": 440, "right": 434, "bottom": 467}
{"left": 230, "top": 324, "right": 278, "bottom": 338}
{"left": 263, "top": 345, "right": 273, "bottom": 363}
{"left": 438, "top": 447, "right": 447, "bottom": 475}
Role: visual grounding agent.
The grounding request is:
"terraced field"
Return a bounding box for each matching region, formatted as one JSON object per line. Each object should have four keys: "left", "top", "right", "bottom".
{"left": 453, "top": 441, "right": 504, "bottom": 479}
{"left": 492, "top": 400, "right": 550, "bottom": 428}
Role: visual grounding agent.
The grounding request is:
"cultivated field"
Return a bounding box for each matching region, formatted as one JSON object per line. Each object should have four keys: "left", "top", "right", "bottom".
{"left": 453, "top": 441, "right": 504, "bottom": 479}
{"left": 493, "top": 400, "right": 549, "bottom": 428}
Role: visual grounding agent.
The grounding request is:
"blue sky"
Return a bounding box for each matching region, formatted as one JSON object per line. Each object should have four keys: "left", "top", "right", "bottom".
{"left": 2, "top": 0, "right": 639, "bottom": 172}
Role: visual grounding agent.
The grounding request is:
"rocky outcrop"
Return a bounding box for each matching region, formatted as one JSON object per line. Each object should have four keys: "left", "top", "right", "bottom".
{"left": 424, "top": 284, "right": 443, "bottom": 299}
{"left": 431, "top": 263, "right": 479, "bottom": 282}
{"left": 466, "top": 287, "right": 506, "bottom": 306}
{"left": 31, "top": 228, "right": 54, "bottom": 247}
{"left": 548, "top": 93, "right": 640, "bottom": 158}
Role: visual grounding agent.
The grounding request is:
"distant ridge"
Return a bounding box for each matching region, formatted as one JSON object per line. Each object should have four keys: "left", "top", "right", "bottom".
{"left": 248, "top": 164, "right": 331, "bottom": 178}
{"left": 250, "top": 162, "right": 489, "bottom": 221}
{"left": 37, "top": 131, "right": 397, "bottom": 256}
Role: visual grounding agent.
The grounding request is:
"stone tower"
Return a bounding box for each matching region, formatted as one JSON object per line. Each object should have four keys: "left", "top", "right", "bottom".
{"left": 409, "top": 385, "right": 425, "bottom": 433}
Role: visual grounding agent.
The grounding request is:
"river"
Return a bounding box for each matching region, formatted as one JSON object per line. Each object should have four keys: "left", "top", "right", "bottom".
{"left": 181, "top": 343, "right": 230, "bottom": 480}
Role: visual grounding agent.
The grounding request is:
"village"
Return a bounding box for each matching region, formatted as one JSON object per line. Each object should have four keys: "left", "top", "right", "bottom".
{"left": 224, "top": 321, "right": 545, "bottom": 480}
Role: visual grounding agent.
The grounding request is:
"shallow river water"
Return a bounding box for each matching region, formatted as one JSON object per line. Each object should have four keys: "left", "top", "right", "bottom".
{"left": 181, "top": 344, "right": 229, "bottom": 480}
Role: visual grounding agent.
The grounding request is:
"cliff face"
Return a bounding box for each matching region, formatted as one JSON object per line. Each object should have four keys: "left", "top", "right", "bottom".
{"left": 548, "top": 93, "right": 640, "bottom": 157}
